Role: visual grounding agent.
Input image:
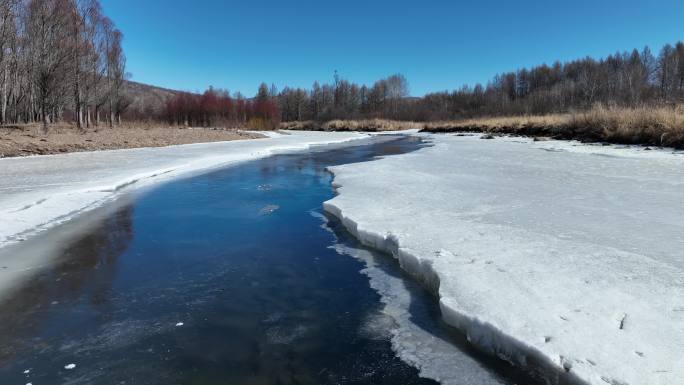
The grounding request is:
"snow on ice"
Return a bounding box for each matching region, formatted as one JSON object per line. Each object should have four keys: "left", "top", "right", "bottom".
{"left": 324, "top": 134, "right": 684, "bottom": 385}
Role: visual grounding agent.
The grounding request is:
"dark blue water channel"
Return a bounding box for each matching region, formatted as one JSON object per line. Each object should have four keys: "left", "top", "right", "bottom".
{"left": 0, "top": 136, "right": 538, "bottom": 385}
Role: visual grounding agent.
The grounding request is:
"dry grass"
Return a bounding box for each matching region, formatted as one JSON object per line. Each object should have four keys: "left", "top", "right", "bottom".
{"left": 323, "top": 119, "right": 422, "bottom": 131}
{"left": 4, "top": 106, "right": 680, "bottom": 156}
{"left": 278, "top": 121, "right": 319, "bottom": 130}
{"left": 424, "top": 114, "right": 570, "bottom": 136}
{"left": 422, "top": 105, "right": 684, "bottom": 148}
{"left": 246, "top": 117, "right": 279, "bottom": 131}
{"left": 573, "top": 105, "right": 684, "bottom": 147}
{"left": 0, "top": 123, "right": 262, "bottom": 158}
{"left": 280, "top": 119, "right": 422, "bottom": 132}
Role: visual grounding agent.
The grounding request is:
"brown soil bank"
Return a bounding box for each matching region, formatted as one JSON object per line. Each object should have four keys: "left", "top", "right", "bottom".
{"left": 0, "top": 124, "right": 262, "bottom": 158}
{"left": 421, "top": 105, "right": 684, "bottom": 148}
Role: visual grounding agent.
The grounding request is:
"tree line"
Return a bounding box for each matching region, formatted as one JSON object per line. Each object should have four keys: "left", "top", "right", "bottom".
{"left": 168, "top": 41, "right": 684, "bottom": 128}
{"left": 163, "top": 73, "right": 410, "bottom": 128}
{"left": 164, "top": 83, "right": 280, "bottom": 129}
{"left": 0, "top": 0, "right": 127, "bottom": 132}
{"left": 418, "top": 42, "right": 684, "bottom": 120}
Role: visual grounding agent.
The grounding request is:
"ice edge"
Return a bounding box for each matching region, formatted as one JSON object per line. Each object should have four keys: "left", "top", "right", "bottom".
{"left": 322, "top": 199, "right": 590, "bottom": 385}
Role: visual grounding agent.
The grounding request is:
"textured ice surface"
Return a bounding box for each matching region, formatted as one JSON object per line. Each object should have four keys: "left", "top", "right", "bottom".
{"left": 325, "top": 134, "right": 684, "bottom": 385}
{"left": 0, "top": 131, "right": 366, "bottom": 250}
{"left": 334, "top": 243, "right": 508, "bottom": 385}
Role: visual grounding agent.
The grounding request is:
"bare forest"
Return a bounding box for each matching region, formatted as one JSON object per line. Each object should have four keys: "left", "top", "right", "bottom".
{"left": 0, "top": 0, "right": 126, "bottom": 132}
{"left": 2, "top": 0, "right": 684, "bottom": 140}
{"left": 163, "top": 42, "right": 684, "bottom": 132}
{"left": 277, "top": 44, "right": 684, "bottom": 122}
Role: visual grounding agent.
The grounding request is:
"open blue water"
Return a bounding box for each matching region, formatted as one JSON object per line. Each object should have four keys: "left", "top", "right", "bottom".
{"left": 0, "top": 137, "right": 536, "bottom": 385}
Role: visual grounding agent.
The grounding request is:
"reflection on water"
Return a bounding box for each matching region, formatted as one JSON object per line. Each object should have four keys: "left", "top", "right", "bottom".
{"left": 0, "top": 136, "right": 532, "bottom": 385}
{"left": 0, "top": 206, "right": 134, "bottom": 366}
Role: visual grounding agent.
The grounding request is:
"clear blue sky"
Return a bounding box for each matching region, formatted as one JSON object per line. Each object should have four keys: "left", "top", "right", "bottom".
{"left": 101, "top": 0, "right": 684, "bottom": 97}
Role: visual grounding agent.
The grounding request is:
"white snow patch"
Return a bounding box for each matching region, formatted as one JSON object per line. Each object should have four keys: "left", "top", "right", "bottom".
{"left": 324, "top": 133, "right": 684, "bottom": 385}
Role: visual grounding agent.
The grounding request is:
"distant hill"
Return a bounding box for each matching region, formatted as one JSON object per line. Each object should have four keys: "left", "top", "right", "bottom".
{"left": 123, "top": 81, "right": 184, "bottom": 115}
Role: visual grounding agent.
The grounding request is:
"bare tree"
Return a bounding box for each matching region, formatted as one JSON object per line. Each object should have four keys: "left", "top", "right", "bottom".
{"left": 657, "top": 44, "right": 678, "bottom": 101}
{"left": 26, "top": 0, "right": 74, "bottom": 132}
{"left": 385, "top": 73, "right": 408, "bottom": 117}
{"left": 0, "top": 0, "right": 125, "bottom": 130}
{"left": 79, "top": 0, "right": 103, "bottom": 127}
{"left": 0, "top": 0, "right": 18, "bottom": 124}
{"left": 675, "top": 42, "right": 684, "bottom": 96}
{"left": 101, "top": 16, "right": 125, "bottom": 127}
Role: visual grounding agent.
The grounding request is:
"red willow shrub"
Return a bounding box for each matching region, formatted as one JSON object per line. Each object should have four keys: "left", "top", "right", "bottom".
{"left": 165, "top": 87, "right": 279, "bottom": 129}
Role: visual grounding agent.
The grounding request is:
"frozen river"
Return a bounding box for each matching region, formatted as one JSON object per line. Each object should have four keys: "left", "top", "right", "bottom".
{"left": 3, "top": 131, "right": 681, "bottom": 385}
{"left": 0, "top": 136, "right": 532, "bottom": 385}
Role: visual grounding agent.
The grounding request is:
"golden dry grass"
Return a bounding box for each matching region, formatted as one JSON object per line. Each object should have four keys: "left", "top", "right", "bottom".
{"left": 422, "top": 105, "right": 684, "bottom": 148}
{"left": 280, "top": 119, "right": 422, "bottom": 132}
{"left": 324, "top": 119, "right": 422, "bottom": 131}
{"left": 278, "top": 121, "right": 319, "bottom": 130}
{"left": 424, "top": 114, "right": 570, "bottom": 134}
{"left": 573, "top": 105, "right": 684, "bottom": 146}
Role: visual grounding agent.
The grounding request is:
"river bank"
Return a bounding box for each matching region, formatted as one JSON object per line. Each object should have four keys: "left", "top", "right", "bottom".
{"left": 422, "top": 105, "right": 684, "bottom": 148}
{"left": 0, "top": 124, "right": 262, "bottom": 158}
{"left": 280, "top": 105, "right": 684, "bottom": 148}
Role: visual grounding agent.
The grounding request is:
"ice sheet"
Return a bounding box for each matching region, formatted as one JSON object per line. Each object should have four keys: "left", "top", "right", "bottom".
{"left": 324, "top": 134, "right": 684, "bottom": 385}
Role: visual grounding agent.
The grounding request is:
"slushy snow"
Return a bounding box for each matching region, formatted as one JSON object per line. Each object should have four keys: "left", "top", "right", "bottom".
{"left": 324, "top": 134, "right": 684, "bottom": 385}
